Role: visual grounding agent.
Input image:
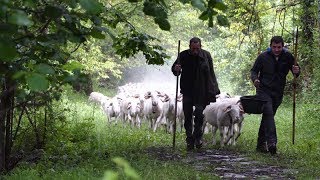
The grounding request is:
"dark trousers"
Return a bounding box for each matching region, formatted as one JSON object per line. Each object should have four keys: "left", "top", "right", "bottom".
{"left": 183, "top": 96, "right": 205, "bottom": 145}
{"left": 256, "top": 89, "right": 282, "bottom": 147}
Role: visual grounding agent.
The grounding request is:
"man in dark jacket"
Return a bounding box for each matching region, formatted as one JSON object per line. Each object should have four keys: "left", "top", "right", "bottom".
{"left": 172, "top": 37, "right": 220, "bottom": 151}
{"left": 251, "top": 36, "right": 300, "bottom": 155}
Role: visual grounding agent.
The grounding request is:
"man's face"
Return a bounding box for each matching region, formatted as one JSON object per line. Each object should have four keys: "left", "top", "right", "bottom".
{"left": 270, "top": 42, "right": 283, "bottom": 56}
{"left": 189, "top": 42, "right": 201, "bottom": 55}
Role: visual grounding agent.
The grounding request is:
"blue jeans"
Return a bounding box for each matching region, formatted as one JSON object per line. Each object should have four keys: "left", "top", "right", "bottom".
{"left": 183, "top": 95, "right": 205, "bottom": 145}
{"left": 256, "top": 89, "right": 283, "bottom": 147}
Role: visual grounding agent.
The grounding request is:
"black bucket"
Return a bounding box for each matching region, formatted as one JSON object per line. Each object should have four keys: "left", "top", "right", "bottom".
{"left": 240, "top": 95, "right": 267, "bottom": 114}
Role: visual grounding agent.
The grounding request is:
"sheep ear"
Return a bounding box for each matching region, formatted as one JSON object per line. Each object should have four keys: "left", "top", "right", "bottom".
{"left": 127, "top": 102, "right": 132, "bottom": 109}
{"left": 223, "top": 105, "right": 232, "bottom": 112}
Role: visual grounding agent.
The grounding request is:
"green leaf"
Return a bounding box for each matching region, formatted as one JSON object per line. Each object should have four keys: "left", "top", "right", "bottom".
{"left": 90, "top": 28, "right": 106, "bottom": 39}
{"left": 199, "top": 11, "right": 208, "bottom": 20}
{"left": 35, "top": 63, "right": 55, "bottom": 75}
{"left": 214, "top": 1, "right": 228, "bottom": 11}
{"left": 191, "top": 0, "right": 206, "bottom": 11}
{"left": 0, "top": 39, "right": 17, "bottom": 62}
{"left": 12, "top": 71, "right": 26, "bottom": 79}
{"left": 63, "top": 0, "right": 77, "bottom": 8}
{"left": 112, "top": 157, "right": 140, "bottom": 180}
{"left": 8, "top": 10, "right": 33, "bottom": 26}
{"left": 217, "top": 14, "right": 230, "bottom": 27}
{"left": 24, "top": 0, "right": 36, "bottom": 8}
{"left": 79, "top": 0, "right": 103, "bottom": 14}
{"left": 26, "top": 73, "right": 49, "bottom": 91}
{"left": 44, "top": 5, "right": 63, "bottom": 19}
{"left": 63, "top": 61, "right": 84, "bottom": 71}
{"left": 154, "top": 18, "right": 170, "bottom": 31}
{"left": 103, "top": 170, "right": 118, "bottom": 180}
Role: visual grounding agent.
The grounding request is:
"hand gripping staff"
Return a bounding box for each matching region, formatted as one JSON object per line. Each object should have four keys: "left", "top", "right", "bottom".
{"left": 173, "top": 40, "right": 180, "bottom": 149}
{"left": 292, "top": 27, "right": 298, "bottom": 144}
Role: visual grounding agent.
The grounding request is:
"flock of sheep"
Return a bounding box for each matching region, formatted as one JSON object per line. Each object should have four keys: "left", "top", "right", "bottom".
{"left": 89, "top": 82, "right": 245, "bottom": 147}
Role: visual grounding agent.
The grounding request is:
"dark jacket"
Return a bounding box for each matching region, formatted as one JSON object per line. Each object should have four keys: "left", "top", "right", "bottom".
{"left": 172, "top": 49, "right": 220, "bottom": 105}
{"left": 250, "top": 49, "right": 300, "bottom": 97}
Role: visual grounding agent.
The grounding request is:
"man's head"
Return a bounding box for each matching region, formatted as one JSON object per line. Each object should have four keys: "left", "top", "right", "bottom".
{"left": 270, "top": 36, "right": 284, "bottom": 56}
{"left": 189, "top": 37, "right": 201, "bottom": 55}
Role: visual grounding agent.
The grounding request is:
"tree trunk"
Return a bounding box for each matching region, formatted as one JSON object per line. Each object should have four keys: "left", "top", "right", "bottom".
{"left": 0, "top": 89, "right": 6, "bottom": 173}
{"left": 301, "top": 0, "right": 316, "bottom": 89}
{"left": 0, "top": 76, "right": 15, "bottom": 173}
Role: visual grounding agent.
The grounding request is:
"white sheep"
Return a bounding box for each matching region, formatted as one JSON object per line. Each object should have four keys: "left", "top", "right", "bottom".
{"left": 142, "top": 91, "right": 162, "bottom": 130}
{"left": 121, "top": 96, "right": 142, "bottom": 128}
{"left": 89, "top": 92, "right": 109, "bottom": 105}
{"left": 203, "top": 101, "right": 244, "bottom": 147}
{"left": 102, "top": 96, "right": 122, "bottom": 124}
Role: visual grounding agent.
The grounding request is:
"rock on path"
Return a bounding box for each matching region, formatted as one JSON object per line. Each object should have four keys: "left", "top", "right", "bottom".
{"left": 146, "top": 147, "right": 297, "bottom": 179}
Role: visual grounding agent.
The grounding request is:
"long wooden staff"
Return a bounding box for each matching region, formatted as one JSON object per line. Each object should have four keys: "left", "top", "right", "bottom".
{"left": 292, "top": 26, "right": 298, "bottom": 144}
{"left": 173, "top": 40, "right": 180, "bottom": 149}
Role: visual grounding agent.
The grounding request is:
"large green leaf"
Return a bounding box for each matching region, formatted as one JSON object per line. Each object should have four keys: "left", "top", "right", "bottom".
{"left": 90, "top": 27, "right": 106, "bottom": 39}
{"left": 112, "top": 157, "right": 140, "bottom": 180}
{"left": 0, "top": 39, "right": 17, "bottom": 62}
{"left": 154, "top": 18, "right": 170, "bottom": 31}
{"left": 44, "top": 5, "right": 63, "bottom": 19}
{"left": 35, "top": 63, "right": 55, "bottom": 75}
{"left": 191, "top": 0, "right": 206, "bottom": 11}
{"left": 199, "top": 11, "right": 209, "bottom": 20}
{"left": 217, "top": 14, "right": 230, "bottom": 27}
{"left": 63, "top": 61, "right": 84, "bottom": 71}
{"left": 79, "top": 0, "right": 103, "bottom": 14}
{"left": 26, "top": 73, "right": 49, "bottom": 91}
{"left": 8, "top": 10, "right": 33, "bottom": 26}
{"left": 103, "top": 170, "right": 118, "bottom": 180}
{"left": 214, "top": 1, "right": 228, "bottom": 11}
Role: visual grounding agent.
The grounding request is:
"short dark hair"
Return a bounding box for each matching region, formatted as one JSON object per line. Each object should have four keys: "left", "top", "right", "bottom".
{"left": 189, "top": 37, "right": 201, "bottom": 45}
{"left": 270, "top": 36, "right": 284, "bottom": 46}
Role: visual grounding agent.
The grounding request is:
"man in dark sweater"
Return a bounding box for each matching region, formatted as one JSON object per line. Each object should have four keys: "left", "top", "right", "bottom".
{"left": 251, "top": 36, "right": 300, "bottom": 155}
{"left": 172, "top": 37, "right": 220, "bottom": 151}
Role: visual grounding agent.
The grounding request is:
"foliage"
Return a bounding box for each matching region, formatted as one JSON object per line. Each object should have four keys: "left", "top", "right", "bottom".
{"left": 0, "top": 0, "right": 229, "bottom": 172}
{"left": 2, "top": 92, "right": 320, "bottom": 179}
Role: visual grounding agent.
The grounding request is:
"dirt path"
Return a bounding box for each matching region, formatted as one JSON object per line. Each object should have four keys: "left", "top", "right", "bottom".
{"left": 146, "top": 147, "right": 297, "bottom": 179}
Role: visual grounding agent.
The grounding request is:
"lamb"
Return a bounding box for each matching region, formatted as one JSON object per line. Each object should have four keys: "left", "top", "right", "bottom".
{"left": 154, "top": 93, "right": 175, "bottom": 133}
{"left": 102, "top": 96, "right": 122, "bottom": 124}
{"left": 216, "top": 92, "right": 231, "bottom": 102}
{"left": 121, "top": 96, "right": 142, "bottom": 128}
{"left": 88, "top": 92, "right": 109, "bottom": 105}
{"left": 203, "top": 101, "right": 244, "bottom": 147}
{"left": 142, "top": 91, "right": 163, "bottom": 130}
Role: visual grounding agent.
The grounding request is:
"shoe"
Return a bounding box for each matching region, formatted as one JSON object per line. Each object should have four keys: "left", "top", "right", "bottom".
{"left": 256, "top": 142, "right": 268, "bottom": 153}
{"left": 268, "top": 145, "right": 277, "bottom": 155}
{"left": 195, "top": 139, "right": 203, "bottom": 149}
{"left": 256, "top": 146, "right": 268, "bottom": 153}
{"left": 186, "top": 143, "right": 194, "bottom": 151}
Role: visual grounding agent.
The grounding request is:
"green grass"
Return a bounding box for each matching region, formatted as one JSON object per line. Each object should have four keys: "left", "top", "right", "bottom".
{"left": 3, "top": 92, "right": 320, "bottom": 179}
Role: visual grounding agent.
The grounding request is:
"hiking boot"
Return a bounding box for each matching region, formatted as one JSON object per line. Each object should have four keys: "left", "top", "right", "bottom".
{"left": 256, "top": 142, "right": 268, "bottom": 153}
{"left": 195, "top": 139, "right": 203, "bottom": 149}
{"left": 268, "top": 144, "right": 277, "bottom": 155}
{"left": 186, "top": 143, "right": 194, "bottom": 151}
{"left": 256, "top": 146, "right": 268, "bottom": 153}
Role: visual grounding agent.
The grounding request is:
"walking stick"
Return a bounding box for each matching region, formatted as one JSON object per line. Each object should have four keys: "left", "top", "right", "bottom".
{"left": 292, "top": 26, "right": 298, "bottom": 144}
{"left": 173, "top": 40, "right": 181, "bottom": 149}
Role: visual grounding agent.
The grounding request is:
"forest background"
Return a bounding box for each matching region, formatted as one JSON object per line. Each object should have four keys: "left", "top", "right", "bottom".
{"left": 0, "top": 0, "right": 319, "bottom": 178}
